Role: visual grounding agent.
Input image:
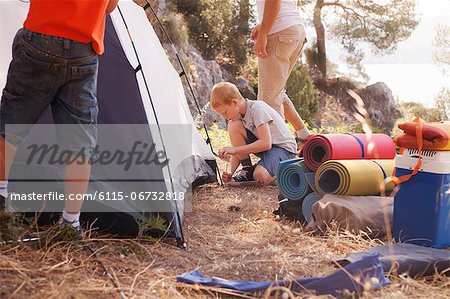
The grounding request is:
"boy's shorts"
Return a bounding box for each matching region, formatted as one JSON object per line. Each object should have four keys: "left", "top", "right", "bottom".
{"left": 0, "top": 28, "right": 98, "bottom": 158}
{"left": 246, "top": 129, "right": 295, "bottom": 177}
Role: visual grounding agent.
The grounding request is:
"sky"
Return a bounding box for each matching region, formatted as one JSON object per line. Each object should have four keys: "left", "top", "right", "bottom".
{"left": 314, "top": 0, "right": 450, "bottom": 107}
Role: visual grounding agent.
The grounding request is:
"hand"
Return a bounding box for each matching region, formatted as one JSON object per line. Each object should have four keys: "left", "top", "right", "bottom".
{"left": 222, "top": 172, "right": 232, "bottom": 183}
{"left": 254, "top": 34, "right": 268, "bottom": 58}
{"left": 250, "top": 24, "right": 260, "bottom": 41}
{"left": 218, "top": 147, "right": 237, "bottom": 161}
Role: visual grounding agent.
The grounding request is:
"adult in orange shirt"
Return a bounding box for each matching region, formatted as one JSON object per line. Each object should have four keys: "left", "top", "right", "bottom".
{"left": 0, "top": 0, "right": 119, "bottom": 238}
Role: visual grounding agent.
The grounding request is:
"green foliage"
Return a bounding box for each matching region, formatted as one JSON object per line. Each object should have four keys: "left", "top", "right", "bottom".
{"left": 173, "top": 0, "right": 254, "bottom": 70}
{"left": 398, "top": 102, "right": 442, "bottom": 123}
{"left": 308, "top": 0, "right": 418, "bottom": 76}
{"left": 353, "top": 124, "right": 384, "bottom": 134}
{"left": 136, "top": 214, "right": 168, "bottom": 239}
{"left": 198, "top": 123, "right": 231, "bottom": 152}
{"left": 434, "top": 88, "right": 450, "bottom": 121}
{"left": 304, "top": 42, "right": 340, "bottom": 77}
{"left": 0, "top": 212, "right": 23, "bottom": 242}
{"left": 393, "top": 101, "right": 446, "bottom": 137}
{"left": 286, "top": 65, "right": 320, "bottom": 122}
{"left": 330, "top": 0, "right": 418, "bottom": 54}
{"left": 119, "top": 243, "right": 144, "bottom": 257}
{"left": 433, "top": 25, "right": 450, "bottom": 75}
{"left": 160, "top": 12, "right": 189, "bottom": 51}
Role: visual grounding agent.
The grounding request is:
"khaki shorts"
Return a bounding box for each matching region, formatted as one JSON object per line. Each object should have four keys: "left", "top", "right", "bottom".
{"left": 257, "top": 25, "right": 306, "bottom": 117}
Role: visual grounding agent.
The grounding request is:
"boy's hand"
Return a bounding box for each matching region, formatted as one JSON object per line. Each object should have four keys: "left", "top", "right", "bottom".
{"left": 218, "top": 147, "right": 237, "bottom": 160}
{"left": 222, "top": 172, "right": 233, "bottom": 183}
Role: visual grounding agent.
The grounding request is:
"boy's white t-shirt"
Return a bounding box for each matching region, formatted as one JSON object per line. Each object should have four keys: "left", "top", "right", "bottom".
{"left": 239, "top": 99, "right": 297, "bottom": 154}
{"left": 256, "top": 0, "right": 303, "bottom": 35}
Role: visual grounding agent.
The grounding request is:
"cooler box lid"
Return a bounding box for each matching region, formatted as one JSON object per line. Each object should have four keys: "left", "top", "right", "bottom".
{"left": 395, "top": 149, "right": 450, "bottom": 174}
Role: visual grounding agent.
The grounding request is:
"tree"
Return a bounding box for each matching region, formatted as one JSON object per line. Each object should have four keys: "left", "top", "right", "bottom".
{"left": 435, "top": 88, "right": 450, "bottom": 121}
{"left": 174, "top": 0, "right": 253, "bottom": 70}
{"left": 433, "top": 25, "right": 450, "bottom": 75}
{"left": 310, "top": 0, "right": 418, "bottom": 77}
{"left": 228, "top": 0, "right": 252, "bottom": 66}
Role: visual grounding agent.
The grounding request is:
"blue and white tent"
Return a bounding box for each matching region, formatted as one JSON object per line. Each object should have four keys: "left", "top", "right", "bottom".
{"left": 0, "top": 0, "right": 217, "bottom": 246}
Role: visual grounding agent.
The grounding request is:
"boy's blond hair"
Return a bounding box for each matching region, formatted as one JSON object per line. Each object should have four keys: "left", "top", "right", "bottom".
{"left": 210, "top": 82, "right": 245, "bottom": 109}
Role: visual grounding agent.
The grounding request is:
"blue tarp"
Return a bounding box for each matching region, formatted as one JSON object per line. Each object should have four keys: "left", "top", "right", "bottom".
{"left": 177, "top": 253, "right": 390, "bottom": 297}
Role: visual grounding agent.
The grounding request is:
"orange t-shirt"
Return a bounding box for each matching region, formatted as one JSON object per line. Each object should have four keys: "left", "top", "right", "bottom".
{"left": 24, "top": 0, "right": 110, "bottom": 55}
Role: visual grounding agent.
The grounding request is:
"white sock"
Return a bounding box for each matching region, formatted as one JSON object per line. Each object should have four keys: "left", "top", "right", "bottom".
{"left": 62, "top": 210, "right": 80, "bottom": 227}
{"left": 0, "top": 180, "right": 8, "bottom": 198}
{"left": 295, "top": 127, "right": 311, "bottom": 140}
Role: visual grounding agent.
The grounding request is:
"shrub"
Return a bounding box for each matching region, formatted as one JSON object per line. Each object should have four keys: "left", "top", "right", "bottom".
{"left": 286, "top": 65, "right": 320, "bottom": 122}
{"left": 173, "top": 0, "right": 254, "bottom": 71}
{"left": 160, "top": 12, "right": 189, "bottom": 50}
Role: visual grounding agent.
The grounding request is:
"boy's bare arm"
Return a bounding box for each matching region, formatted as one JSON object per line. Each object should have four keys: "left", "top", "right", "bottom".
{"left": 229, "top": 155, "right": 240, "bottom": 174}
{"left": 106, "top": 0, "right": 119, "bottom": 14}
{"left": 234, "top": 123, "right": 272, "bottom": 156}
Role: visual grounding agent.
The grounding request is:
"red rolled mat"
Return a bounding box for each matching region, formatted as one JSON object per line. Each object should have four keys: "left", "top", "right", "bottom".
{"left": 302, "top": 134, "right": 396, "bottom": 171}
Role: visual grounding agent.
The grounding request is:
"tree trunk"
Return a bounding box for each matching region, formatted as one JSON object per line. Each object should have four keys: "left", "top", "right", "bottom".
{"left": 314, "top": 0, "right": 327, "bottom": 77}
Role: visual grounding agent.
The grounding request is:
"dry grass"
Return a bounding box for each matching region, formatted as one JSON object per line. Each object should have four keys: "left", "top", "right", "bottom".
{"left": 1, "top": 184, "right": 449, "bottom": 299}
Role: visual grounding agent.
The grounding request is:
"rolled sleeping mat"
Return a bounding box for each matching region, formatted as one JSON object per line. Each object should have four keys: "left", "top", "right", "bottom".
{"left": 278, "top": 160, "right": 312, "bottom": 200}
{"left": 304, "top": 172, "right": 318, "bottom": 193}
{"left": 315, "top": 160, "right": 395, "bottom": 196}
{"left": 302, "top": 134, "right": 396, "bottom": 171}
{"left": 302, "top": 192, "right": 321, "bottom": 223}
{"left": 277, "top": 157, "right": 303, "bottom": 178}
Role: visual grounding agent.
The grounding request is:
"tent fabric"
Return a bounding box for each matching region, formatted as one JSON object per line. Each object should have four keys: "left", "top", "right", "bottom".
{"left": 302, "top": 134, "right": 396, "bottom": 171}
{"left": 0, "top": 1, "right": 217, "bottom": 243}
{"left": 306, "top": 194, "right": 394, "bottom": 238}
{"left": 314, "top": 160, "right": 395, "bottom": 196}
{"left": 336, "top": 243, "right": 450, "bottom": 278}
{"left": 277, "top": 158, "right": 312, "bottom": 200}
{"left": 394, "top": 121, "right": 450, "bottom": 150}
{"left": 177, "top": 253, "right": 390, "bottom": 297}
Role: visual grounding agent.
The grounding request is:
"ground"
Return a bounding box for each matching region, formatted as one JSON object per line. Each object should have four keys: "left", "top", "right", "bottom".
{"left": 0, "top": 184, "right": 449, "bottom": 299}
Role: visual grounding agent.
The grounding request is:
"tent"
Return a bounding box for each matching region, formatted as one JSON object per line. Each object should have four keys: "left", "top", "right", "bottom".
{"left": 0, "top": 0, "right": 217, "bottom": 246}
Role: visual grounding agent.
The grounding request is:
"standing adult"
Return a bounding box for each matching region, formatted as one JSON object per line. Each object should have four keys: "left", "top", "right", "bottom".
{"left": 252, "top": 0, "right": 312, "bottom": 145}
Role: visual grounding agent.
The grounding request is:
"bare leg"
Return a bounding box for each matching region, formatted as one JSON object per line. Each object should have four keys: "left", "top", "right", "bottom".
{"left": 64, "top": 156, "right": 91, "bottom": 214}
{"left": 283, "top": 98, "right": 306, "bottom": 131}
{"left": 253, "top": 165, "right": 275, "bottom": 185}
{"left": 0, "top": 138, "right": 17, "bottom": 181}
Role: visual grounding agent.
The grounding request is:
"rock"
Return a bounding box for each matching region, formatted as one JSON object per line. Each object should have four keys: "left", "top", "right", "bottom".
{"left": 357, "top": 82, "right": 402, "bottom": 134}
{"left": 197, "top": 104, "right": 227, "bottom": 128}
{"left": 223, "top": 69, "right": 256, "bottom": 100}
{"left": 313, "top": 78, "right": 401, "bottom": 134}
{"left": 163, "top": 43, "right": 255, "bottom": 129}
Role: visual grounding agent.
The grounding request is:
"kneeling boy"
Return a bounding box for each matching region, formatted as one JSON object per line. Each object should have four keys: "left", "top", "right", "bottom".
{"left": 210, "top": 82, "right": 297, "bottom": 184}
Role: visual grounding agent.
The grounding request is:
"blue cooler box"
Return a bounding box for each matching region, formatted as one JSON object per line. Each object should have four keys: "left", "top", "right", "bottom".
{"left": 394, "top": 149, "right": 450, "bottom": 248}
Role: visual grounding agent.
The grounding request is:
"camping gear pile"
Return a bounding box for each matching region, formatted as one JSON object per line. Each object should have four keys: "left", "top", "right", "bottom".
{"left": 276, "top": 133, "right": 397, "bottom": 232}
{"left": 393, "top": 120, "right": 450, "bottom": 249}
